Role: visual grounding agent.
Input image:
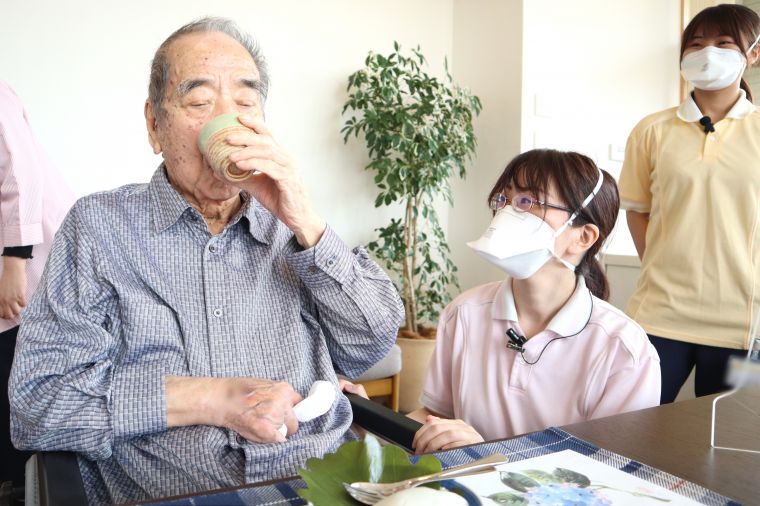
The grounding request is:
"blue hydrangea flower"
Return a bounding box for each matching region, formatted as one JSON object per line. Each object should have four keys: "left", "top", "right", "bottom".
{"left": 523, "top": 483, "right": 612, "bottom": 506}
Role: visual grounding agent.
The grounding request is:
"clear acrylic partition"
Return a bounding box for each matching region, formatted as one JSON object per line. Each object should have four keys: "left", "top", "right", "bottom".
{"left": 710, "top": 311, "right": 760, "bottom": 454}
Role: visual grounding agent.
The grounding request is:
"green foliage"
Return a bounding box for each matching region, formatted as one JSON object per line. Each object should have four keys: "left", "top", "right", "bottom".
{"left": 342, "top": 42, "right": 481, "bottom": 332}
{"left": 521, "top": 469, "right": 557, "bottom": 484}
{"left": 552, "top": 467, "right": 591, "bottom": 487}
{"left": 488, "top": 492, "right": 529, "bottom": 505}
{"left": 500, "top": 471, "right": 541, "bottom": 493}
{"left": 297, "top": 434, "right": 442, "bottom": 506}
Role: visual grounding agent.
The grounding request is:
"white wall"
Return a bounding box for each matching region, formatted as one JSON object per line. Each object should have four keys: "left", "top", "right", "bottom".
{"left": 450, "top": 0, "right": 524, "bottom": 291}
{"left": 520, "top": 0, "right": 681, "bottom": 259}
{"left": 0, "top": 0, "right": 454, "bottom": 248}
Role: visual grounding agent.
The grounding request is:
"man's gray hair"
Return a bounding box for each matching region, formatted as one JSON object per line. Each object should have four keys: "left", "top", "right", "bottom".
{"left": 148, "top": 17, "right": 269, "bottom": 123}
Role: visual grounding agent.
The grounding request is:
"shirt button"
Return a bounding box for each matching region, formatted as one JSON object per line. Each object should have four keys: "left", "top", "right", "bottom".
{"left": 236, "top": 434, "right": 245, "bottom": 445}
{"left": 309, "top": 266, "right": 318, "bottom": 273}
{"left": 213, "top": 308, "right": 223, "bottom": 318}
{"left": 326, "top": 257, "right": 336, "bottom": 267}
{"left": 708, "top": 135, "right": 717, "bottom": 142}
{"left": 209, "top": 245, "right": 216, "bottom": 253}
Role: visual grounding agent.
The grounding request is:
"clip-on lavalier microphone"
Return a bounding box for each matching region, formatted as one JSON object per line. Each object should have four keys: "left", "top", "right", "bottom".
{"left": 504, "top": 290, "right": 595, "bottom": 365}
{"left": 506, "top": 328, "right": 527, "bottom": 353}
{"left": 699, "top": 116, "right": 715, "bottom": 134}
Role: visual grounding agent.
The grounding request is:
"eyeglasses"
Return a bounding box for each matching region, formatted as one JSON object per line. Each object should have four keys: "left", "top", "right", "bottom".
{"left": 489, "top": 192, "right": 574, "bottom": 214}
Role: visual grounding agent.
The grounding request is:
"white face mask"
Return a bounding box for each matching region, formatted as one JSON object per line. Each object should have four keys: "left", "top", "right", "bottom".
{"left": 467, "top": 168, "right": 604, "bottom": 279}
{"left": 680, "top": 35, "right": 759, "bottom": 91}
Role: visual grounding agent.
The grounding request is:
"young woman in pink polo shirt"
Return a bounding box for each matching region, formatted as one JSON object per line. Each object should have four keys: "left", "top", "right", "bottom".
{"left": 409, "top": 149, "right": 661, "bottom": 453}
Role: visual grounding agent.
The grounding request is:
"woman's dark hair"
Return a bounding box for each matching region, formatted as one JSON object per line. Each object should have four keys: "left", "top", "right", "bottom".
{"left": 487, "top": 149, "right": 619, "bottom": 301}
{"left": 681, "top": 4, "right": 760, "bottom": 101}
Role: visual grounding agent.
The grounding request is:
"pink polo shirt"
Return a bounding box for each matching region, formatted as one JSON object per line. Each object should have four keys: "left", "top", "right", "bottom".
{"left": 0, "top": 82, "right": 74, "bottom": 333}
{"left": 421, "top": 276, "right": 661, "bottom": 440}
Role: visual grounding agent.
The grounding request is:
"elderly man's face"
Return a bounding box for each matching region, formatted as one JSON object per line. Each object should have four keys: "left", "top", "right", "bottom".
{"left": 146, "top": 31, "right": 264, "bottom": 204}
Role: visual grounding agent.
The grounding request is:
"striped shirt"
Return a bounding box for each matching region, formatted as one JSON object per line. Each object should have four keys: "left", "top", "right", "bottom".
{"left": 0, "top": 82, "right": 74, "bottom": 332}
{"left": 9, "top": 166, "right": 404, "bottom": 504}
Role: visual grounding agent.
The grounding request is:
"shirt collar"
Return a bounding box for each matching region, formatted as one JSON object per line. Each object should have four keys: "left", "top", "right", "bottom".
{"left": 492, "top": 275, "right": 593, "bottom": 336}
{"left": 243, "top": 198, "right": 276, "bottom": 245}
{"left": 677, "top": 89, "right": 756, "bottom": 122}
{"left": 149, "top": 165, "right": 194, "bottom": 233}
{"left": 148, "top": 165, "right": 272, "bottom": 244}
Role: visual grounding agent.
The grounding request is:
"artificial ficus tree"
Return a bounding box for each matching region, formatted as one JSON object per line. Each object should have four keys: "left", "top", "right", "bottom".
{"left": 342, "top": 42, "right": 481, "bottom": 334}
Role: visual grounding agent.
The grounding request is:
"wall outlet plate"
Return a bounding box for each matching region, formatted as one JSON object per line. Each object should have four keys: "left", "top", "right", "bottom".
{"left": 608, "top": 143, "right": 626, "bottom": 161}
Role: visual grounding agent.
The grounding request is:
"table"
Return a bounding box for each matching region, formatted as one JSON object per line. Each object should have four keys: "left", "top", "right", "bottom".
{"left": 129, "top": 394, "right": 757, "bottom": 505}
{"left": 562, "top": 393, "right": 760, "bottom": 505}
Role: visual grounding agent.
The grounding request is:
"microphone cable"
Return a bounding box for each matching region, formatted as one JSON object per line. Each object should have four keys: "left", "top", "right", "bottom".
{"left": 506, "top": 289, "right": 594, "bottom": 365}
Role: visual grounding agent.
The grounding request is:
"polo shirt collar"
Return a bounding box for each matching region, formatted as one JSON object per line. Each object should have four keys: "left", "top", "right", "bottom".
{"left": 677, "top": 89, "right": 755, "bottom": 122}
{"left": 492, "top": 275, "right": 593, "bottom": 336}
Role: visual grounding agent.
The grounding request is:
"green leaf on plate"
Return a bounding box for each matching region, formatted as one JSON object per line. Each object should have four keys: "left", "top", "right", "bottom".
{"left": 499, "top": 472, "right": 540, "bottom": 492}
{"left": 488, "top": 491, "right": 529, "bottom": 505}
{"left": 552, "top": 468, "right": 591, "bottom": 487}
{"left": 520, "top": 469, "right": 555, "bottom": 484}
{"left": 297, "top": 434, "right": 442, "bottom": 506}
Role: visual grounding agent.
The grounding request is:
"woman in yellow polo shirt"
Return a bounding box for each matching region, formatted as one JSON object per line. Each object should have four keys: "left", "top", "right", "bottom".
{"left": 619, "top": 4, "right": 760, "bottom": 403}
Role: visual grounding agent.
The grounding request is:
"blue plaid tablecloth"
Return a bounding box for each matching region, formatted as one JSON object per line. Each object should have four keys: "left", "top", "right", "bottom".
{"left": 137, "top": 427, "right": 738, "bottom": 506}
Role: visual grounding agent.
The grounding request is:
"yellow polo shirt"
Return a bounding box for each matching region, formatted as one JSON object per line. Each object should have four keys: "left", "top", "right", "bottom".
{"left": 619, "top": 91, "right": 760, "bottom": 350}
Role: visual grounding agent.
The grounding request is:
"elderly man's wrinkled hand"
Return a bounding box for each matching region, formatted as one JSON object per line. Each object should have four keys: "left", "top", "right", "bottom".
{"left": 220, "top": 378, "right": 303, "bottom": 443}
{"left": 166, "top": 376, "right": 303, "bottom": 444}
{"left": 0, "top": 256, "right": 27, "bottom": 320}
{"left": 225, "top": 115, "right": 326, "bottom": 248}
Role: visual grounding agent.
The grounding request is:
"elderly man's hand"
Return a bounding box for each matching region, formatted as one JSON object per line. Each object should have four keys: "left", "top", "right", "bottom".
{"left": 166, "top": 376, "right": 303, "bottom": 443}
{"left": 221, "top": 378, "right": 303, "bottom": 443}
{"left": 0, "top": 256, "right": 27, "bottom": 320}
{"left": 226, "top": 116, "right": 326, "bottom": 248}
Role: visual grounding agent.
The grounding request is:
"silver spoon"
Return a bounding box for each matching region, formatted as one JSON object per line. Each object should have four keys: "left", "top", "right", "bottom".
{"left": 343, "top": 452, "right": 508, "bottom": 504}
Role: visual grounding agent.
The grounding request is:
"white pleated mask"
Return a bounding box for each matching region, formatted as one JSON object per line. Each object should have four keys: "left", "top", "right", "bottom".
{"left": 680, "top": 34, "right": 760, "bottom": 91}
{"left": 467, "top": 168, "right": 604, "bottom": 279}
{"left": 681, "top": 46, "right": 747, "bottom": 90}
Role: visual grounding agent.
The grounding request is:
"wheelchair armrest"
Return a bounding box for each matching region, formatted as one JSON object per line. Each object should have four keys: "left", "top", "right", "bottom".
{"left": 34, "top": 452, "right": 88, "bottom": 506}
{"left": 346, "top": 393, "right": 422, "bottom": 452}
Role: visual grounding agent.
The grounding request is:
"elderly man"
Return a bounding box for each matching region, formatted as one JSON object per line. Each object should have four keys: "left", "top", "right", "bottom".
{"left": 9, "top": 17, "right": 403, "bottom": 504}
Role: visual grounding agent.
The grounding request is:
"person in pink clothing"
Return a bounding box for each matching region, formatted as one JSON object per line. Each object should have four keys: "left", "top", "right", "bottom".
{"left": 409, "top": 149, "right": 660, "bottom": 454}
{"left": 0, "top": 81, "right": 74, "bottom": 493}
